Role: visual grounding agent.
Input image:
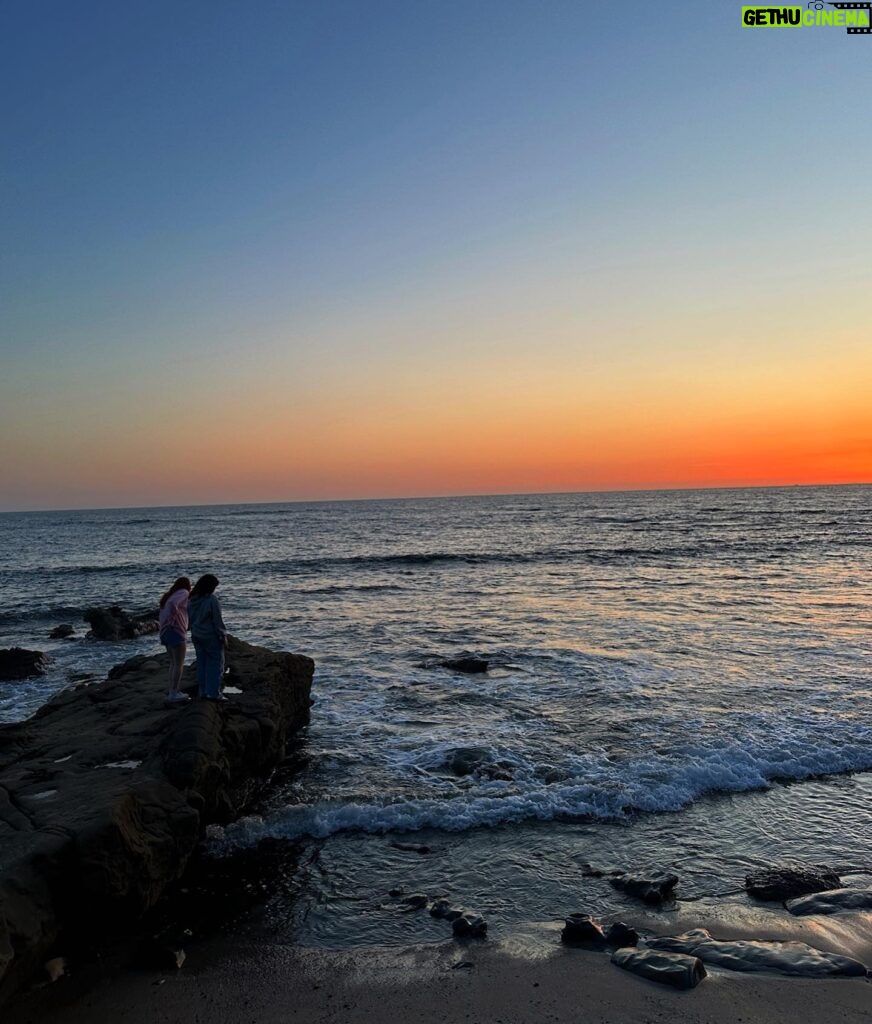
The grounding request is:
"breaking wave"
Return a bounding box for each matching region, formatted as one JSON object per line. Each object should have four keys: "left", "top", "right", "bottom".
{"left": 211, "top": 718, "right": 872, "bottom": 848}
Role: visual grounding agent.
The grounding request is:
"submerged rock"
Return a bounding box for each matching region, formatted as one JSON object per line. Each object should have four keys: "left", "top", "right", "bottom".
{"left": 390, "top": 841, "right": 433, "bottom": 855}
{"left": 440, "top": 657, "right": 489, "bottom": 674}
{"left": 610, "top": 872, "right": 678, "bottom": 904}
{"left": 647, "top": 928, "right": 867, "bottom": 977}
{"left": 49, "top": 624, "right": 74, "bottom": 640}
{"left": 0, "top": 636, "right": 313, "bottom": 1004}
{"left": 786, "top": 887, "right": 872, "bottom": 917}
{"left": 444, "top": 746, "right": 493, "bottom": 777}
{"left": 83, "top": 605, "right": 159, "bottom": 640}
{"left": 561, "top": 913, "right": 606, "bottom": 945}
{"left": 745, "top": 864, "right": 842, "bottom": 902}
{"left": 401, "top": 893, "right": 429, "bottom": 909}
{"left": 452, "top": 913, "right": 487, "bottom": 938}
{"left": 0, "top": 648, "right": 50, "bottom": 681}
{"left": 612, "top": 948, "right": 706, "bottom": 989}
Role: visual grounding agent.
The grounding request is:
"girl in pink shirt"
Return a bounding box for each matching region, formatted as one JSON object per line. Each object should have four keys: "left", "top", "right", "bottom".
{"left": 158, "top": 576, "right": 191, "bottom": 704}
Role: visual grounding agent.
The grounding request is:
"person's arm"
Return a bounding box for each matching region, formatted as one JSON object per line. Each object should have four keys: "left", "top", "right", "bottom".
{"left": 212, "top": 596, "right": 227, "bottom": 645}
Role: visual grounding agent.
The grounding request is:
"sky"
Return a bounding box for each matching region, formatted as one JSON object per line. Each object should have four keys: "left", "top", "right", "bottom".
{"left": 1, "top": 1, "right": 870, "bottom": 511}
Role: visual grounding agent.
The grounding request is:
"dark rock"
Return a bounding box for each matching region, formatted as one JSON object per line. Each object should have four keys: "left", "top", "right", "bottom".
{"left": 440, "top": 657, "right": 489, "bottom": 674}
{"left": 49, "top": 625, "right": 74, "bottom": 640}
{"left": 611, "top": 948, "right": 706, "bottom": 989}
{"left": 83, "top": 606, "right": 159, "bottom": 641}
{"left": 647, "top": 928, "right": 867, "bottom": 977}
{"left": 0, "top": 648, "right": 50, "bottom": 681}
{"left": 610, "top": 872, "right": 678, "bottom": 904}
{"left": 429, "top": 900, "right": 465, "bottom": 923}
{"left": 561, "top": 913, "right": 606, "bottom": 945}
{"left": 605, "top": 922, "right": 638, "bottom": 948}
{"left": 444, "top": 746, "right": 493, "bottom": 777}
{"left": 402, "top": 894, "right": 429, "bottom": 909}
{"left": 578, "top": 862, "right": 607, "bottom": 878}
{"left": 452, "top": 913, "right": 487, "bottom": 938}
{"left": 785, "top": 887, "right": 872, "bottom": 917}
{"left": 745, "top": 864, "right": 843, "bottom": 902}
{"left": 0, "top": 636, "right": 313, "bottom": 1005}
{"left": 391, "top": 841, "right": 432, "bottom": 855}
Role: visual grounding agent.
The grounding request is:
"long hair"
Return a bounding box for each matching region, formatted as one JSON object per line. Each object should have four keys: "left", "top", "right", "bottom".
{"left": 190, "top": 573, "right": 220, "bottom": 599}
{"left": 159, "top": 576, "right": 191, "bottom": 609}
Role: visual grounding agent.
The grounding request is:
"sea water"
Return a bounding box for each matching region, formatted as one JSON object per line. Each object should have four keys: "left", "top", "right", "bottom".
{"left": 1, "top": 486, "right": 871, "bottom": 946}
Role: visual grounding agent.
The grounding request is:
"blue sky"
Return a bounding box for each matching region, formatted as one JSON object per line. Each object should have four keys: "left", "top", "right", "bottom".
{"left": 1, "top": 2, "right": 870, "bottom": 509}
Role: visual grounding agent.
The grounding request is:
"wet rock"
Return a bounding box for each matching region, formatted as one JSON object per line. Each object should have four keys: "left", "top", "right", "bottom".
{"left": 605, "top": 922, "right": 638, "bottom": 948}
{"left": 745, "top": 864, "right": 842, "bottom": 902}
{"left": 391, "top": 841, "right": 432, "bottom": 855}
{"left": 610, "top": 872, "right": 678, "bottom": 904}
{"left": 440, "top": 657, "right": 489, "bottom": 674}
{"left": 0, "top": 648, "right": 50, "bottom": 681}
{"left": 0, "top": 636, "right": 314, "bottom": 1004}
{"left": 578, "top": 862, "right": 608, "bottom": 878}
{"left": 452, "top": 914, "right": 487, "bottom": 938}
{"left": 429, "top": 899, "right": 465, "bottom": 922}
{"left": 49, "top": 625, "right": 74, "bottom": 640}
{"left": 83, "top": 605, "right": 159, "bottom": 640}
{"left": 786, "top": 887, "right": 872, "bottom": 917}
{"left": 444, "top": 746, "right": 492, "bottom": 777}
{"left": 647, "top": 928, "right": 867, "bottom": 977}
{"left": 402, "top": 893, "right": 429, "bottom": 909}
{"left": 612, "top": 948, "right": 706, "bottom": 989}
{"left": 43, "top": 957, "right": 66, "bottom": 982}
{"left": 561, "top": 913, "right": 606, "bottom": 945}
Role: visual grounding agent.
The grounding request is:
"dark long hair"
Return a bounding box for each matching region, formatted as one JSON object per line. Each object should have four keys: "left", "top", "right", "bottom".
{"left": 190, "top": 574, "right": 220, "bottom": 599}
{"left": 159, "top": 576, "right": 191, "bottom": 609}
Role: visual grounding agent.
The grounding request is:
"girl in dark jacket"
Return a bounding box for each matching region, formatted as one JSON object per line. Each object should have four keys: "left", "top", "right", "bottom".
{"left": 188, "top": 574, "right": 227, "bottom": 700}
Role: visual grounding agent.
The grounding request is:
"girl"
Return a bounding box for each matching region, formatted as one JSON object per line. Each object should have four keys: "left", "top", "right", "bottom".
{"left": 158, "top": 576, "right": 192, "bottom": 703}
{"left": 188, "top": 573, "right": 228, "bottom": 701}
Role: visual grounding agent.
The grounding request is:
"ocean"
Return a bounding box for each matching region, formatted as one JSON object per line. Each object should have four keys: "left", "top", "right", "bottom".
{"left": 1, "top": 486, "right": 871, "bottom": 948}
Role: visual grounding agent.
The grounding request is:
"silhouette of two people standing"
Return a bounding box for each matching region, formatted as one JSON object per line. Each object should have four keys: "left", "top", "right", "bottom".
{"left": 159, "top": 573, "right": 227, "bottom": 703}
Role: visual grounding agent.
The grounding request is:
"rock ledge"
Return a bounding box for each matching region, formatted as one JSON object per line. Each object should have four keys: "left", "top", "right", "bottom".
{"left": 0, "top": 636, "right": 313, "bottom": 1003}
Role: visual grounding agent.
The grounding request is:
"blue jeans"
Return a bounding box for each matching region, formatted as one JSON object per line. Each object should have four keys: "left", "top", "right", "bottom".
{"left": 193, "top": 638, "right": 224, "bottom": 698}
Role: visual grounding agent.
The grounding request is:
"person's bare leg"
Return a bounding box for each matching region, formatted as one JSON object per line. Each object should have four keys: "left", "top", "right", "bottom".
{"left": 168, "top": 643, "right": 186, "bottom": 694}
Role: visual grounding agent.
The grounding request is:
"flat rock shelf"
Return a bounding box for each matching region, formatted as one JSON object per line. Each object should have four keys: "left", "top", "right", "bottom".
{"left": 0, "top": 636, "right": 314, "bottom": 1004}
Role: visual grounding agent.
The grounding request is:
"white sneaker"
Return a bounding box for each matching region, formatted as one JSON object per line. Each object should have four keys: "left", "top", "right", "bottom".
{"left": 166, "top": 691, "right": 191, "bottom": 703}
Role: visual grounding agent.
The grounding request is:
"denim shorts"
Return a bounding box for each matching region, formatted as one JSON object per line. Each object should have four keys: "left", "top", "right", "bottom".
{"left": 160, "top": 627, "right": 186, "bottom": 649}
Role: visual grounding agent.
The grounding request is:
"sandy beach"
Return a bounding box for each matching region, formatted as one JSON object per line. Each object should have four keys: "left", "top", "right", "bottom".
{"left": 7, "top": 933, "right": 871, "bottom": 1024}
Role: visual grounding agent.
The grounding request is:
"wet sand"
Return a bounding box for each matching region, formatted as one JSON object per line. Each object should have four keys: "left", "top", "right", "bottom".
{"left": 7, "top": 930, "right": 870, "bottom": 1024}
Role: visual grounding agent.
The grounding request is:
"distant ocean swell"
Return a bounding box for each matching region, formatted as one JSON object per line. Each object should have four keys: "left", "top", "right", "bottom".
{"left": 1, "top": 535, "right": 859, "bottom": 585}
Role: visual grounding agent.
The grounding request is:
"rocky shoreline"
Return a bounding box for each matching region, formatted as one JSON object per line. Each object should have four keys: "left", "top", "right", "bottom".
{"left": 0, "top": 637, "right": 314, "bottom": 1005}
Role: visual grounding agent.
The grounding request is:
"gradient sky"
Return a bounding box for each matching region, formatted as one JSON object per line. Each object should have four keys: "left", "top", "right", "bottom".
{"left": 1, "top": 1, "right": 870, "bottom": 511}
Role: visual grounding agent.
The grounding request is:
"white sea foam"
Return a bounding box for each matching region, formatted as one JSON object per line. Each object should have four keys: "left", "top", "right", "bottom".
{"left": 211, "top": 719, "right": 872, "bottom": 849}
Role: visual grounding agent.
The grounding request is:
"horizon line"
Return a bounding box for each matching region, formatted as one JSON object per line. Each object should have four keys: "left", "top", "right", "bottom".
{"left": 2, "top": 479, "right": 870, "bottom": 516}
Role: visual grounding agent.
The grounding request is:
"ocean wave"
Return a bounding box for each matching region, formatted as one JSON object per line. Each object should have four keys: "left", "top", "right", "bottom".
{"left": 0, "top": 604, "right": 88, "bottom": 625}
{"left": 210, "top": 725, "right": 872, "bottom": 848}
{"left": 296, "top": 583, "right": 407, "bottom": 595}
